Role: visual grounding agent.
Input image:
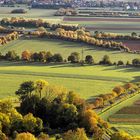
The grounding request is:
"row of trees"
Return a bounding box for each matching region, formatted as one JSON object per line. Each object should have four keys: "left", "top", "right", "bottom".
{"left": 92, "top": 83, "right": 139, "bottom": 109}
{"left": 1, "top": 17, "right": 79, "bottom": 31}
{"left": 1, "top": 50, "right": 140, "bottom": 67}
{"left": 0, "top": 31, "right": 19, "bottom": 46}
{"left": 94, "top": 31, "right": 140, "bottom": 40}
{"left": 29, "top": 28, "right": 129, "bottom": 52}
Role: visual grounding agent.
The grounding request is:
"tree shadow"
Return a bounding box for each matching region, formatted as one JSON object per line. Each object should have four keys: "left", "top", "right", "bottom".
{"left": 104, "top": 66, "right": 140, "bottom": 72}
{"left": 131, "top": 76, "right": 140, "bottom": 82}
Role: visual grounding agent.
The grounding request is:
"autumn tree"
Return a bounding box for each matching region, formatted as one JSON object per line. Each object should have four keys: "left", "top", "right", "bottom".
{"left": 23, "top": 113, "right": 43, "bottom": 133}
{"left": 63, "top": 128, "right": 88, "bottom": 140}
{"left": 113, "top": 86, "right": 125, "bottom": 95}
{"left": 37, "top": 132, "right": 49, "bottom": 140}
{"left": 15, "top": 132, "right": 36, "bottom": 140}
{"left": 111, "top": 131, "right": 131, "bottom": 140}
{"left": 22, "top": 50, "right": 31, "bottom": 61}
{"left": 35, "top": 80, "right": 49, "bottom": 98}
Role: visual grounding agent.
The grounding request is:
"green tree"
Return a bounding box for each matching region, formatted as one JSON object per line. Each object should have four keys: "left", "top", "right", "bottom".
{"left": 100, "top": 55, "right": 112, "bottom": 65}
{"left": 68, "top": 52, "right": 80, "bottom": 63}
{"left": 132, "top": 58, "right": 140, "bottom": 66}
{"left": 15, "top": 81, "right": 35, "bottom": 98}
{"left": 5, "top": 50, "right": 19, "bottom": 61}
{"left": 52, "top": 53, "right": 63, "bottom": 62}
{"left": 131, "top": 32, "right": 137, "bottom": 38}
{"left": 23, "top": 113, "right": 43, "bottom": 133}
{"left": 46, "top": 51, "right": 53, "bottom": 63}
{"left": 85, "top": 55, "right": 94, "bottom": 64}
{"left": 38, "top": 51, "right": 47, "bottom": 62}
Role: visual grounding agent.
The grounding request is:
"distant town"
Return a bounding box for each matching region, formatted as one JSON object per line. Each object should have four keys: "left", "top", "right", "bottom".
{"left": 1, "top": 0, "right": 140, "bottom": 10}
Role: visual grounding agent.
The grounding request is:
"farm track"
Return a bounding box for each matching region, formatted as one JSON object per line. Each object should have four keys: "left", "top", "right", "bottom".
{"left": 0, "top": 70, "right": 130, "bottom": 83}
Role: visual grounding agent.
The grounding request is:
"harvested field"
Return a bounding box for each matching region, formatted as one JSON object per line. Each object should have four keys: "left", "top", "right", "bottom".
{"left": 63, "top": 17, "right": 140, "bottom": 34}
{"left": 109, "top": 114, "right": 140, "bottom": 123}
{"left": 86, "top": 27, "right": 140, "bottom": 31}
{"left": 134, "top": 100, "right": 140, "bottom": 105}
{"left": 116, "top": 106, "right": 140, "bottom": 114}
{"left": 109, "top": 99, "right": 140, "bottom": 124}
{"left": 122, "top": 40, "right": 140, "bottom": 51}
{"left": 64, "top": 17, "right": 140, "bottom": 22}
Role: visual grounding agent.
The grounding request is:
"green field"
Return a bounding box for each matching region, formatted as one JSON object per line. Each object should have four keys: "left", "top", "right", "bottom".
{"left": 114, "top": 124, "right": 140, "bottom": 136}
{"left": 0, "top": 61, "right": 140, "bottom": 99}
{"left": 0, "top": 38, "right": 140, "bottom": 63}
{"left": 0, "top": 6, "right": 60, "bottom": 20}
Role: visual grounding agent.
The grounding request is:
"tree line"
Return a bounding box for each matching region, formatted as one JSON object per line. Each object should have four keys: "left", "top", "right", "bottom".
{"left": 1, "top": 50, "right": 140, "bottom": 67}
{"left": 91, "top": 83, "right": 139, "bottom": 109}
{"left": 0, "top": 26, "right": 19, "bottom": 46}
{"left": 1, "top": 17, "right": 79, "bottom": 31}
{"left": 94, "top": 31, "right": 140, "bottom": 41}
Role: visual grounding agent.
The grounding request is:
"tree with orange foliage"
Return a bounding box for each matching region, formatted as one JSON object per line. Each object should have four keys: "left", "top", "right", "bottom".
{"left": 22, "top": 50, "right": 32, "bottom": 61}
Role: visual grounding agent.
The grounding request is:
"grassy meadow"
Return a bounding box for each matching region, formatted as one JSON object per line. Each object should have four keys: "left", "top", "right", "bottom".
{"left": 0, "top": 61, "right": 140, "bottom": 99}
{"left": 0, "top": 38, "right": 140, "bottom": 63}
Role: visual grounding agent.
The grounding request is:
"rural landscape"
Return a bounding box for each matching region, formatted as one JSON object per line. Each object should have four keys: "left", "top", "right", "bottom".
{"left": 0, "top": 0, "right": 140, "bottom": 139}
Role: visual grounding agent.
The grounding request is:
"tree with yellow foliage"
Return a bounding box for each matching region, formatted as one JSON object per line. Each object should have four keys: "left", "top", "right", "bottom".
{"left": 35, "top": 80, "right": 49, "bottom": 98}
{"left": 15, "top": 132, "right": 36, "bottom": 140}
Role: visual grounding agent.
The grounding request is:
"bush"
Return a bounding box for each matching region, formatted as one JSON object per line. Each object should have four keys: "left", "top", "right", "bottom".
{"left": 11, "top": 9, "right": 27, "bottom": 14}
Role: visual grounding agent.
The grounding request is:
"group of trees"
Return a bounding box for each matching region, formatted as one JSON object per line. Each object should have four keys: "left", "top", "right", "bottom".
{"left": 22, "top": 50, "right": 64, "bottom": 63}
{"left": 55, "top": 8, "right": 77, "bottom": 16}
{"left": 0, "top": 99, "right": 43, "bottom": 140}
{"left": 0, "top": 31, "right": 19, "bottom": 46}
{"left": 15, "top": 79, "right": 109, "bottom": 139}
{"left": 1, "top": 17, "right": 79, "bottom": 31}
{"left": 92, "top": 83, "right": 138, "bottom": 109}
